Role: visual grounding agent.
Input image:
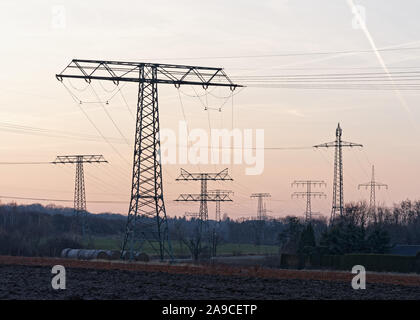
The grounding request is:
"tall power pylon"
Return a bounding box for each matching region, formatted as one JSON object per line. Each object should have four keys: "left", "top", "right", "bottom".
{"left": 358, "top": 165, "right": 388, "bottom": 216}
{"left": 314, "top": 123, "right": 363, "bottom": 222}
{"left": 56, "top": 59, "right": 241, "bottom": 260}
{"left": 250, "top": 193, "right": 271, "bottom": 220}
{"left": 53, "top": 155, "right": 107, "bottom": 238}
{"left": 291, "top": 180, "right": 326, "bottom": 222}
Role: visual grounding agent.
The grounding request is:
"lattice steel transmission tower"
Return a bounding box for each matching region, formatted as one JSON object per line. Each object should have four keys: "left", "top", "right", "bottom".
{"left": 175, "top": 169, "right": 233, "bottom": 258}
{"left": 53, "top": 155, "right": 107, "bottom": 238}
{"left": 250, "top": 193, "right": 271, "bottom": 220}
{"left": 314, "top": 123, "right": 363, "bottom": 222}
{"left": 358, "top": 165, "right": 388, "bottom": 216}
{"left": 209, "top": 189, "right": 233, "bottom": 221}
{"left": 291, "top": 180, "right": 326, "bottom": 222}
{"left": 175, "top": 169, "right": 233, "bottom": 226}
{"left": 56, "top": 59, "right": 241, "bottom": 260}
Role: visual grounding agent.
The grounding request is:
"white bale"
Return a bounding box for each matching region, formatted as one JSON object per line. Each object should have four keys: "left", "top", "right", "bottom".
{"left": 66, "top": 249, "right": 81, "bottom": 259}
{"left": 60, "top": 248, "right": 71, "bottom": 258}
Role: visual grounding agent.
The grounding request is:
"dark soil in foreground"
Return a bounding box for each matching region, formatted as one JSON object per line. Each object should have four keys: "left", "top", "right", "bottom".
{"left": 0, "top": 264, "right": 419, "bottom": 300}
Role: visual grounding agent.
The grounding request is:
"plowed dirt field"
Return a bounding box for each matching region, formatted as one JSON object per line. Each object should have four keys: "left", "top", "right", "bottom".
{"left": 0, "top": 256, "right": 419, "bottom": 299}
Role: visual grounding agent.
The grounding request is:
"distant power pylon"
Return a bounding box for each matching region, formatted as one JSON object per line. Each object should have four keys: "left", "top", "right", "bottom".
{"left": 208, "top": 189, "right": 234, "bottom": 221}
{"left": 250, "top": 193, "right": 271, "bottom": 220}
{"left": 56, "top": 59, "right": 241, "bottom": 261}
{"left": 53, "top": 155, "right": 107, "bottom": 238}
{"left": 175, "top": 169, "right": 233, "bottom": 228}
{"left": 176, "top": 169, "right": 232, "bottom": 257}
{"left": 358, "top": 165, "right": 388, "bottom": 216}
{"left": 291, "top": 180, "right": 326, "bottom": 222}
{"left": 314, "top": 123, "right": 363, "bottom": 222}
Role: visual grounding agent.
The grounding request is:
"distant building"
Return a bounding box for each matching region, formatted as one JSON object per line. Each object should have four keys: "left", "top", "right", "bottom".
{"left": 390, "top": 245, "right": 420, "bottom": 256}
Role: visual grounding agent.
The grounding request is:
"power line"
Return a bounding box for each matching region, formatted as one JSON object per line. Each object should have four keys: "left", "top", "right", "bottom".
{"left": 0, "top": 121, "right": 126, "bottom": 144}
{"left": 0, "top": 195, "right": 126, "bottom": 203}
{"left": 0, "top": 161, "right": 53, "bottom": 165}
{"left": 89, "top": 84, "right": 131, "bottom": 145}
{"left": 144, "top": 46, "right": 420, "bottom": 61}
{"left": 61, "top": 81, "right": 131, "bottom": 165}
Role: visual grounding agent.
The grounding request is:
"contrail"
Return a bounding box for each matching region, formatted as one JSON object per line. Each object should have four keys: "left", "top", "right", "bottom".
{"left": 346, "top": 0, "right": 415, "bottom": 127}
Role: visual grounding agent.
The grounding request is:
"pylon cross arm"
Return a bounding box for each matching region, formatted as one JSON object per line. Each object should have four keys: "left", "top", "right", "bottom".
{"left": 176, "top": 168, "right": 233, "bottom": 181}
{"left": 53, "top": 155, "right": 107, "bottom": 164}
{"left": 175, "top": 194, "right": 233, "bottom": 202}
{"left": 56, "top": 59, "right": 243, "bottom": 89}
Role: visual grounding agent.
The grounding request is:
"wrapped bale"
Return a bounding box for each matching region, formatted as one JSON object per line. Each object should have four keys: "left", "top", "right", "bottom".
{"left": 106, "top": 250, "right": 120, "bottom": 260}
{"left": 66, "top": 249, "right": 82, "bottom": 259}
{"left": 91, "top": 250, "right": 109, "bottom": 260}
{"left": 61, "top": 248, "right": 71, "bottom": 258}
{"left": 78, "top": 249, "right": 97, "bottom": 260}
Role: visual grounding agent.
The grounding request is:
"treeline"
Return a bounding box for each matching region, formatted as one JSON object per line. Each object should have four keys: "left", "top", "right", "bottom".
{"left": 171, "top": 200, "right": 420, "bottom": 257}
{"left": 0, "top": 203, "right": 126, "bottom": 257}
{"left": 0, "top": 199, "right": 419, "bottom": 258}
{"left": 277, "top": 200, "right": 420, "bottom": 256}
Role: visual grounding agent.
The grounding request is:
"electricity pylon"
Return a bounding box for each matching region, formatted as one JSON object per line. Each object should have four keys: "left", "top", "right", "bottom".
{"left": 208, "top": 189, "right": 233, "bottom": 221}
{"left": 208, "top": 189, "right": 233, "bottom": 257}
{"left": 53, "top": 155, "right": 107, "bottom": 238}
{"left": 175, "top": 169, "right": 233, "bottom": 226}
{"left": 175, "top": 169, "right": 233, "bottom": 258}
{"left": 314, "top": 123, "right": 362, "bottom": 222}
{"left": 291, "top": 180, "right": 326, "bottom": 222}
{"left": 250, "top": 193, "right": 271, "bottom": 220}
{"left": 56, "top": 59, "right": 241, "bottom": 260}
{"left": 358, "top": 165, "right": 388, "bottom": 217}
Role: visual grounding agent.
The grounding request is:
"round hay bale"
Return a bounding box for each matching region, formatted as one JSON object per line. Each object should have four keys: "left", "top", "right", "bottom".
{"left": 92, "top": 250, "right": 109, "bottom": 260}
{"left": 78, "top": 249, "right": 96, "bottom": 260}
{"left": 106, "top": 250, "right": 120, "bottom": 260}
{"left": 66, "top": 249, "right": 81, "bottom": 259}
{"left": 61, "top": 248, "right": 71, "bottom": 258}
{"left": 135, "top": 252, "right": 149, "bottom": 262}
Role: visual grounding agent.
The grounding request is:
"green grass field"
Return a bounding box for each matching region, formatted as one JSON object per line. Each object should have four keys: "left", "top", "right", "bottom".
{"left": 86, "top": 236, "right": 278, "bottom": 256}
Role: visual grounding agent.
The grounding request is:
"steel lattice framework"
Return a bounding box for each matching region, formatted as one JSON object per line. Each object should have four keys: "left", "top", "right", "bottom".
{"left": 358, "top": 165, "right": 388, "bottom": 218}
{"left": 175, "top": 169, "right": 233, "bottom": 224}
{"left": 291, "top": 180, "right": 326, "bottom": 222}
{"left": 314, "top": 123, "right": 362, "bottom": 222}
{"left": 250, "top": 193, "right": 271, "bottom": 221}
{"left": 53, "top": 155, "right": 107, "bottom": 237}
{"left": 208, "top": 190, "right": 233, "bottom": 222}
{"left": 176, "top": 169, "right": 233, "bottom": 258}
{"left": 56, "top": 59, "right": 241, "bottom": 260}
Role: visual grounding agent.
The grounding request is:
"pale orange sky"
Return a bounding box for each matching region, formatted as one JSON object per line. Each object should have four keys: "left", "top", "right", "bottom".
{"left": 0, "top": 0, "right": 420, "bottom": 220}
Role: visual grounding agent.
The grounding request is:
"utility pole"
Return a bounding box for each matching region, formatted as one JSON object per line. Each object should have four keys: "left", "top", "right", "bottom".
{"left": 314, "top": 123, "right": 362, "bottom": 222}
{"left": 56, "top": 59, "right": 241, "bottom": 260}
{"left": 250, "top": 193, "right": 271, "bottom": 220}
{"left": 291, "top": 180, "right": 326, "bottom": 222}
{"left": 358, "top": 165, "right": 388, "bottom": 218}
{"left": 53, "top": 155, "right": 107, "bottom": 239}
